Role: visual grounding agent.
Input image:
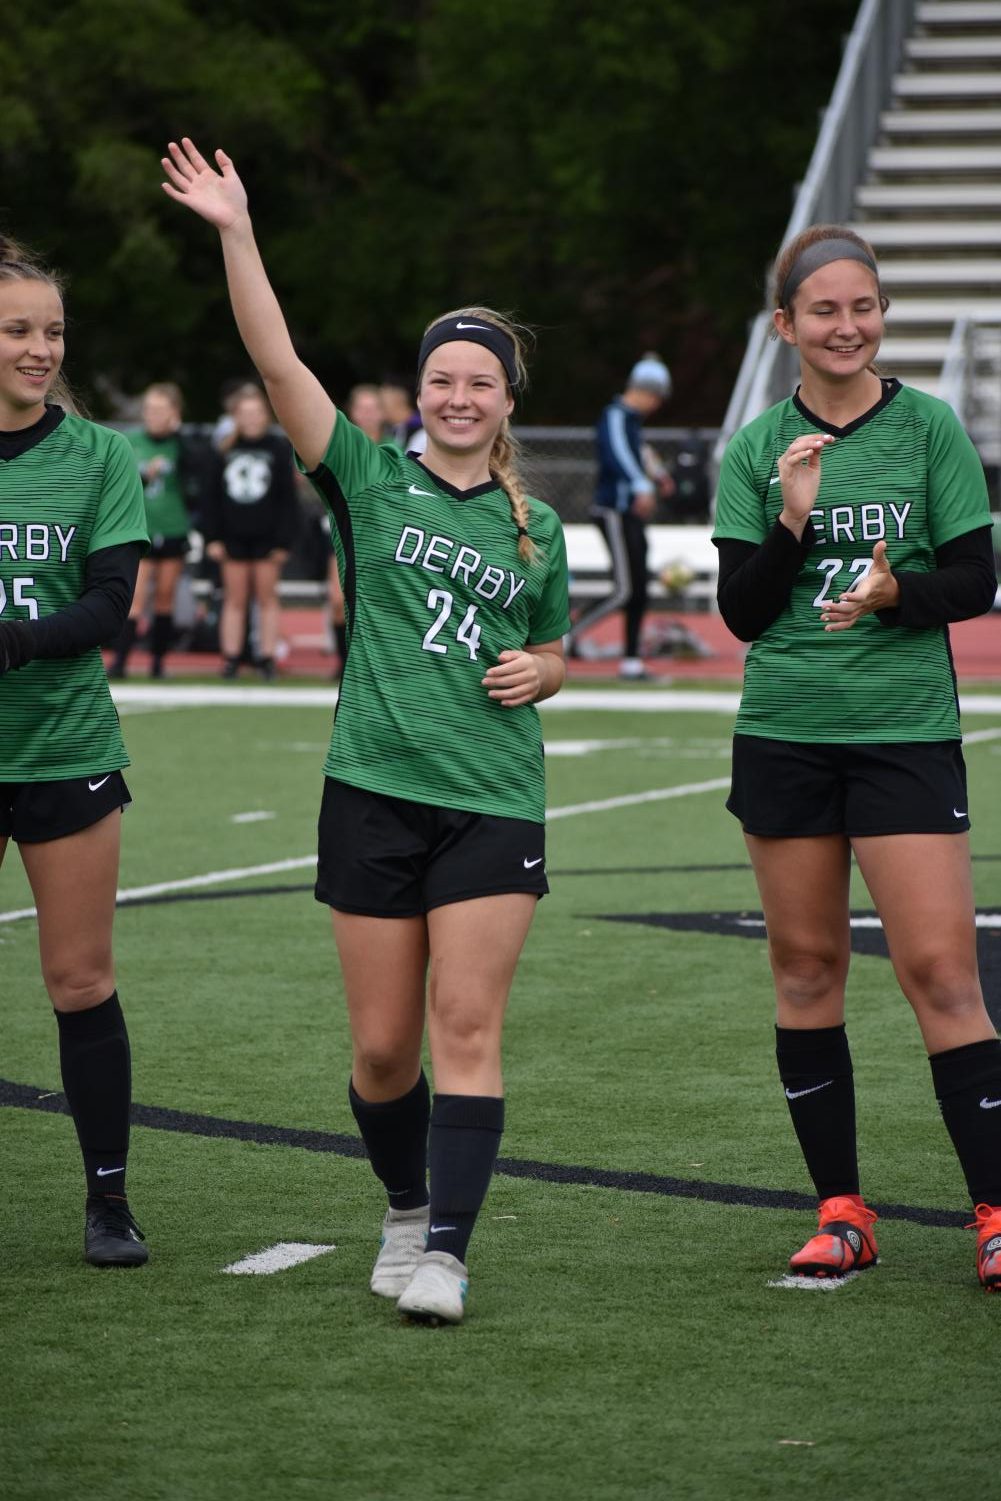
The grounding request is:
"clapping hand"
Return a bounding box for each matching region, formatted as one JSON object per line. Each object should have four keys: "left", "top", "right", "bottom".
{"left": 776, "top": 432, "right": 835, "bottom": 531}
{"left": 820, "top": 540, "right": 900, "bottom": 631}
{"left": 161, "top": 138, "right": 248, "bottom": 231}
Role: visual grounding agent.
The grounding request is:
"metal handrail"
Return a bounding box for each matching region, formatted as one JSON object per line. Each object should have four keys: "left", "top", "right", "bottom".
{"left": 939, "top": 317, "right": 972, "bottom": 423}
{"left": 716, "top": 0, "right": 918, "bottom": 469}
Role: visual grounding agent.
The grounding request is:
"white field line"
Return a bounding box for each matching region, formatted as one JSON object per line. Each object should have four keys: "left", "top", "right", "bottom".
{"left": 0, "top": 855, "right": 319, "bottom": 925}
{"left": 547, "top": 777, "right": 730, "bottom": 820}
{"left": 222, "top": 1242, "right": 336, "bottom": 1276}
{"left": 105, "top": 682, "right": 1001, "bottom": 718}
{"left": 0, "top": 779, "right": 729, "bottom": 925}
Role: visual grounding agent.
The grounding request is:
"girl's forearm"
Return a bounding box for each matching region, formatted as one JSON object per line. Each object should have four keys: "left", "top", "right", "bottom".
{"left": 218, "top": 217, "right": 298, "bottom": 384}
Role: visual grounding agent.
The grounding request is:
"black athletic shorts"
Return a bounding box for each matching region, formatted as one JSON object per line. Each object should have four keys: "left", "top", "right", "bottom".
{"left": 148, "top": 533, "right": 189, "bottom": 561}
{"left": 728, "top": 734, "right": 971, "bottom": 838}
{"left": 0, "top": 771, "right": 132, "bottom": 844}
{"left": 315, "top": 778, "right": 548, "bottom": 916}
{"left": 223, "top": 537, "right": 280, "bottom": 562}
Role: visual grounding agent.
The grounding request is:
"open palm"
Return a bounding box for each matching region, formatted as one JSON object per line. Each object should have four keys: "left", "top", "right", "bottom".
{"left": 161, "top": 138, "right": 247, "bottom": 229}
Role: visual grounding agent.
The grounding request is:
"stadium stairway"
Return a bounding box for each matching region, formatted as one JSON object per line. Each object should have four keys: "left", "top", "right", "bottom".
{"left": 853, "top": 0, "right": 1001, "bottom": 462}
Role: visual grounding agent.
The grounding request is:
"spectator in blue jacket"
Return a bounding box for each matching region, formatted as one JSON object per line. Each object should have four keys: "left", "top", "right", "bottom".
{"left": 568, "top": 354, "right": 672, "bottom": 678}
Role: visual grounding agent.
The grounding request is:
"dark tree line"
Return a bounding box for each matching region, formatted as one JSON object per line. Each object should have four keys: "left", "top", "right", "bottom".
{"left": 6, "top": 0, "right": 858, "bottom": 422}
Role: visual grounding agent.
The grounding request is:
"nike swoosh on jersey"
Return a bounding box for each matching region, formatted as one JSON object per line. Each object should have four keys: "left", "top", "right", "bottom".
{"left": 408, "top": 484, "right": 434, "bottom": 496}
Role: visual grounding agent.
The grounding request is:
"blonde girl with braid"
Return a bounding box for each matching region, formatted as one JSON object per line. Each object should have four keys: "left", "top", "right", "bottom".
{"left": 162, "top": 138, "right": 570, "bottom": 1325}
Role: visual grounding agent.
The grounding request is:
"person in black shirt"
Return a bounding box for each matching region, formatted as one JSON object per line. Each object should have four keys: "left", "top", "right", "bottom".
{"left": 203, "top": 385, "right": 297, "bottom": 679}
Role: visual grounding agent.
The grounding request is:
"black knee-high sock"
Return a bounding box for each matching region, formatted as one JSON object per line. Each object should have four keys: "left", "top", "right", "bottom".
{"left": 349, "top": 1073, "right": 430, "bottom": 1210}
{"left": 56, "top": 993, "right": 132, "bottom": 1200}
{"left": 776, "top": 1024, "right": 859, "bottom": 1200}
{"left": 427, "top": 1093, "right": 504, "bottom": 1263}
{"left": 930, "top": 1038, "right": 1001, "bottom": 1206}
{"left": 149, "top": 612, "right": 173, "bottom": 664}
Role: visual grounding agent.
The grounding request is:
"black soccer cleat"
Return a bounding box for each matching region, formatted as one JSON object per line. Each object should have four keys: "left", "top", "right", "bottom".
{"left": 84, "top": 1197, "right": 149, "bottom": 1268}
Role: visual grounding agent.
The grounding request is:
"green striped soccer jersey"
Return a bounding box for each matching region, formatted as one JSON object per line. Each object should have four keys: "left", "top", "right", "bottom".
{"left": 0, "top": 410, "right": 149, "bottom": 779}
{"left": 714, "top": 381, "right": 992, "bottom": 743}
{"left": 126, "top": 429, "right": 190, "bottom": 539}
{"left": 302, "top": 415, "right": 571, "bottom": 822}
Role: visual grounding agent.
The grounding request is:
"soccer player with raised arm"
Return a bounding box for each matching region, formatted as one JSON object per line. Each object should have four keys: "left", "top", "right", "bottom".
{"left": 714, "top": 223, "right": 1001, "bottom": 1292}
{"left": 0, "top": 237, "right": 150, "bottom": 1266}
{"left": 162, "top": 138, "right": 570, "bottom": 1324}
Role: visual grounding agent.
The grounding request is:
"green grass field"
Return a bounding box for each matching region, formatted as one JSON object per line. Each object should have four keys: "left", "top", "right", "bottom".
{"left": 4, "top": 684, "right": 1001, "bottom": 1500}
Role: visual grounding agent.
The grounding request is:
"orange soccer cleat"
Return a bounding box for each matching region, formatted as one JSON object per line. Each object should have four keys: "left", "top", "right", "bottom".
{"left": 968, "top": 1204, "right": 1001, "bottom": 1292}
{"left": 788, "top": 1196, "right": 879, "bottom": 1279}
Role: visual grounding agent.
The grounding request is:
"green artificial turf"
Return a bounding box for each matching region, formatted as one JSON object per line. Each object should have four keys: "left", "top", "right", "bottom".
{"left": 3, "top": 693, "right": 1001, "bottom": 1500}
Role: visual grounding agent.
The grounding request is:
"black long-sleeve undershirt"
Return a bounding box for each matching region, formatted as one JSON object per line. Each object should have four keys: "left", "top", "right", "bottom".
{"left": 715, "top": 522, "right": 996, "bottom": 642}
{"left": 0, "top": 541, "right": 142, "bottom": 674}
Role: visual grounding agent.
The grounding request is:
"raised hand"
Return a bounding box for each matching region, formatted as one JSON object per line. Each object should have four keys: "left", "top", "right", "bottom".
{"left": 776, "top": 432, "right": 835, "bottom": 532}
{"left": 161, "top": 138, "right": 248, "bottom": 231}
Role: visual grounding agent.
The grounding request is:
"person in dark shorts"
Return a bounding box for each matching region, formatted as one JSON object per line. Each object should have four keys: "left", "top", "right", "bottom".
{"left": 567, "top": 354, "right": 672, "bottom": 679}
{"left": 203, "top": 384, "right": 297, "bottom": 679}
{"left": 112, "top": 381, "right": 194, "bottom": 679}
{"left": 714, "top": 222, "right": 1001, "bottom": 1291}
{"left": 163, "top": 137, "right": 570, "bottom": 1323}
{"left": 0, "top": 235, "right": 150, "bottom": 1267}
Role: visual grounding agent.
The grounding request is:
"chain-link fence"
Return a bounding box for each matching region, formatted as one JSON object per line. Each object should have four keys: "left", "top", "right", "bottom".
{"left": 513, "top": 425, "right": 720, "bottom": 525}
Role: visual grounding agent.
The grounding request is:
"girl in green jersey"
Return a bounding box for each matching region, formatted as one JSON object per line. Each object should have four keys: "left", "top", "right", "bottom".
{"left": 714, "top": 223, "right": 1001, "bottom": 1292}
{"left": 113, "top": 381, "right": 193, "bottom": 680}
{"left": 0, "top": 238, "right": 149, "bottom": 1267}
{"left": 163, "top": 137, "right": 570, "bottom": 1325}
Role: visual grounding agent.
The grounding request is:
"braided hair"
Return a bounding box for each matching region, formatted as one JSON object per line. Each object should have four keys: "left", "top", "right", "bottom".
{"left": 419, "top": 306, "right": 539, "bottom": 566}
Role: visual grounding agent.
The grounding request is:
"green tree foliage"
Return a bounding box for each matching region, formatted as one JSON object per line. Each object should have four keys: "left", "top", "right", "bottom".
{"left": 4, "top": 0, "right": 858, "bottom": 420}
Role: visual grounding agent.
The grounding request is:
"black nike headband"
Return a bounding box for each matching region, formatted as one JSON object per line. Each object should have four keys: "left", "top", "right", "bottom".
{"left": 417, "top": 317, "right": 520, "bottom": 390}
{"left": 779, "top": 238, "right": 880, "bottom": 307}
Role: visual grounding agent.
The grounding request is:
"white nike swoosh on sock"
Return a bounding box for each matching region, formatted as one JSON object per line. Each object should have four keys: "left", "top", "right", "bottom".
{"left": 785, "top": 1080, "right": 835, "bottom": 1100}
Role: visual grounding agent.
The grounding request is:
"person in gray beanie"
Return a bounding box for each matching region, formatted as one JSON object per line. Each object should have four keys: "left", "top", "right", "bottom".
{"left": 567, "top": 354, "right": 672, "bottom": 678}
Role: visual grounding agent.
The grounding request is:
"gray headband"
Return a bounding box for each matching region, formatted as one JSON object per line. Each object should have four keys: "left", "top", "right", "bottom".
{"left": 779, "top": 238, "right": 879, "bottom": 307}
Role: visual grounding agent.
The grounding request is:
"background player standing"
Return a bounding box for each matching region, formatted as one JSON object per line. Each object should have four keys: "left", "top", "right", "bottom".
{"left": 713, "top": 224, "right": 1001, "bottom": 1291}
{"left": 162, "top": 138, "right": 570, "bottom": 1324}
{"left": 112, "top": 380, "right": 194, "bottom": 679}
{"left": 0, "top": 236, "right": 149, "bottom": 1266}
{"left": 203, "top": 383, "right": 297, "bottom": 680}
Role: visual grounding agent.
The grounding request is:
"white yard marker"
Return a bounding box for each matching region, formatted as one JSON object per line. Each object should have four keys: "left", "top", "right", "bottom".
{"left": 768, "top": 1272, "right": 860, "bottom": 1292}
{"left": 231, "top": 811, "right": 276, "bottom": 824}
{"left": 223, "top": 1242, "right": 336, "bottom": 1276}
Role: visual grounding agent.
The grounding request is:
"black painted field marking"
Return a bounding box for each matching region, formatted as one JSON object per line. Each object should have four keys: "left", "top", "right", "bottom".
{"left": 0, "top": 1077, "right": 967, "bottom": 1230}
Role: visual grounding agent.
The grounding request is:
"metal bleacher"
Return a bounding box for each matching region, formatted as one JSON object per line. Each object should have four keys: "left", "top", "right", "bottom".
{"left": 718, "top": 0, "right": 1001, "bottom": 488}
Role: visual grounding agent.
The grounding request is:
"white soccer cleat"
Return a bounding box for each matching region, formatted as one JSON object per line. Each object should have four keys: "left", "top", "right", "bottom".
{"left": 397, "top": 1250, "right": 468, "bottom": 1325}
{"left": 369, "top": 1205, "right": 429, "bottom": 1299}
